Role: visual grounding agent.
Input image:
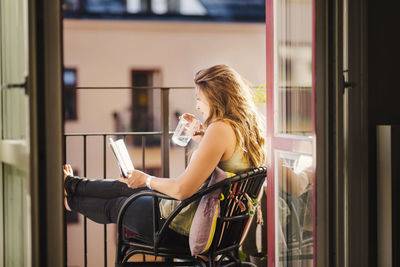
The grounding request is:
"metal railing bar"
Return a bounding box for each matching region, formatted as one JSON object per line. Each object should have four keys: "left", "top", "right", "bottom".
{"left": 278, "top": 86, "right": 312, "bottom": 89}
{"left": 63, "top": 134, "right": 68, "bottom": 267}
{"left": 64, "top": 131, "right": 173, "bottom": 137}
{"left": 66, "top": 85, "right": 262, "bottom": 90}
{"left": 70, "top": 86, "right": 195, "bottom": 90}
{"left": 103, "top": 134, "right": 108, "bottom": 267}
{"left": 142, "top": 136, "right": 146, "bottom": 171}
{"left": 83, "top": 135, "right": 88, "bottom": 267}
{"left": 161, "top": 88, "right": 170, "bottom": 177}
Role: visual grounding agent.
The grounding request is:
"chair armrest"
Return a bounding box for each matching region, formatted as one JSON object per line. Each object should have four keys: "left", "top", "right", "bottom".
{"left": 116, "top": 189, "right": 175, "bottom": 242}
{"left": 115, "top": 180, "right": 233, "bottom": 244}
{"left": 116, "top": 167, "right": 267, "bottom": 245}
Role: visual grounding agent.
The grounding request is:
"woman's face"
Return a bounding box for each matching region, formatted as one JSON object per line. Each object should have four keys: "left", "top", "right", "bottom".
{"left": 195, "top": 88, "right": 210, "bottom": 121}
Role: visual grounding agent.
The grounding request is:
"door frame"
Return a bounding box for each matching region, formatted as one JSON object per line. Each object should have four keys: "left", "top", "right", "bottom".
{"left": 266, "top": 0, "right": 316, "bottom": 265}
{"left": 313, "top": 0, "right": 370, "bottom": 266}
{"left": 266, "top": 0, "right": 369, "bottom": 266}
{"left": 344, "top": 0, "right": 369, "bottom": 266}
{"left": 29, "top": 0, "right": 64, "bottom": 266}
{"left": 314, "top": 0, "right": 331, "bottom": 265}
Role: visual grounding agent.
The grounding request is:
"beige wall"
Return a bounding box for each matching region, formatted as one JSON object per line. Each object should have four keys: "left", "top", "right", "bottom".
{"left": 63, "top": 19, "right": 265, "bottom": 267}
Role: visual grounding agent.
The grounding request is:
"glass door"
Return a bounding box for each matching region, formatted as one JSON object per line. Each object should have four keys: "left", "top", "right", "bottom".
{"left": 0, "top": 0, "right": 31, "bottom": 266}
{"left": 266, "top": 0, "right": 315, "bottom": 266}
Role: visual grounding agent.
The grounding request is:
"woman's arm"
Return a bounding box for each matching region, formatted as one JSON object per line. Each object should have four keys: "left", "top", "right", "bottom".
{"left": 120, "top": 121, "right": 236, "bottom": 200}
{"left": 181, "top": 113, "right": 205, "bottom": 143}
{"left": 279, "top": 163, "right": 309, "bottom": 197}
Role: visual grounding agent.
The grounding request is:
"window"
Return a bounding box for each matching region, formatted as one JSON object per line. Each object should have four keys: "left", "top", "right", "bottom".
{"left": 62, "top": 0, "right": 265, "bottom": 22}
{"left": 63, "top": 68, "right": 78, "bottom": 121}
{"left": 116, "top": 69, "right": 161, "bottom": 146}
{"left": 271, "top": 0, "right": 315, "bottom": 265}
{"left": 275, "top": 151, "right": 313, "bottom": 264}
{"left": 131, "top": 71, "right": 154, "bottom": 132}
{"left": 275, "top": 0, "right": 313, "bottom": 136}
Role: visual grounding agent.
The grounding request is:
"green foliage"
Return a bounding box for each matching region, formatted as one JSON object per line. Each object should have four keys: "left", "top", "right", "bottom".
{"left": 239, "top": 249, "right": 248, "bottom": 261}
{"left": 252, "top": 84, "right": 267, "bottom": 105}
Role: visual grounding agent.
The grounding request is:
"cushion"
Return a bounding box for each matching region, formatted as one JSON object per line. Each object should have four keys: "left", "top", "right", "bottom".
{"left": 189, "top": 167, "right": 235, "bottom": 256}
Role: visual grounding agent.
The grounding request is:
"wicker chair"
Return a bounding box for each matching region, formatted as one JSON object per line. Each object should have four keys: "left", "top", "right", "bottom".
{"left": 115, "top": 167, "right": 267, "bottom": 267}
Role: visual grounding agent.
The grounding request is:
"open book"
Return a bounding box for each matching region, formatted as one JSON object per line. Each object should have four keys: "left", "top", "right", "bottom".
{"left": 109, "top": 138, "right": 134, "bottom": 178}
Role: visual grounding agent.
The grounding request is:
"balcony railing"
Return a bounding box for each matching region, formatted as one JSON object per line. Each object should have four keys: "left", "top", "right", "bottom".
{"left": 63, "top": 86, "right": 191, "bottom": 267}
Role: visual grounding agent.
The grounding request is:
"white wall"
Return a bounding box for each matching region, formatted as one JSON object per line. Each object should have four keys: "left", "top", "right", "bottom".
{"left": 63, "top": 19, "right": 266, "bottom": 132}
{"left": 63, "top": 19, "right": 265, "bottom": 267}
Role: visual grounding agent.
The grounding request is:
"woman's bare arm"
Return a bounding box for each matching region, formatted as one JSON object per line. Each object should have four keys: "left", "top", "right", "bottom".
{"left": 120, "top": 121, "right": 236, "bottom": 200}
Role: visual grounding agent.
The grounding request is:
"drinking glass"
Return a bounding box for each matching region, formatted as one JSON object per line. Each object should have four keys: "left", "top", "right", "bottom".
{"left": 172, "top": 117, "right": 198, "bottom": 146}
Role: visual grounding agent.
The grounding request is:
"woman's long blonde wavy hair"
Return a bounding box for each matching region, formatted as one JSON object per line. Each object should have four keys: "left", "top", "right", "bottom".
{"left": 194, "top": 65, "right": 265, "bottom": 167}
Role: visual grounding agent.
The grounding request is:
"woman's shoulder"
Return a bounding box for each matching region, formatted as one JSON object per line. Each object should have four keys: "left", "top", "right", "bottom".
{"left": 202, "top": 120, "right": 236, "bottom": 150}
{"left": 206, "top": 120, "right": 236, "bottom": 136}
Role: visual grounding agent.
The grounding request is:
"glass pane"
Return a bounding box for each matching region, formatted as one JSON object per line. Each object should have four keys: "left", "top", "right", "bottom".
{"left": 1, "top": 89, "right": 28, "bottom": 139}
{"left": 0, "top": 0, "right": 28, "bottom": 84}
{"left": 0, "top": 0, "right": 29, "bottom": 140}
{"left": 275, "top": 0, "right": 312, "bottom": 136}
{"left": 3, "top": 164, "right": 29, "bottom": 267}
{"left": 275, "top": 151, "right": 313, "bottom": 266}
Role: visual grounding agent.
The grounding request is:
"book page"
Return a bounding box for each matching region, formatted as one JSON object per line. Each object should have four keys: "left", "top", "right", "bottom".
{"left": 109, "top": 138, "right": 134, "bottom": 178}
{"left": 115, "top": 139, "right": 134, "bottom": 171}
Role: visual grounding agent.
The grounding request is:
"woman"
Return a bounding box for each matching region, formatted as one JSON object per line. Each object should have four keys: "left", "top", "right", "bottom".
{"left": 64, "top": 64, "right": 265, "bottom": 243}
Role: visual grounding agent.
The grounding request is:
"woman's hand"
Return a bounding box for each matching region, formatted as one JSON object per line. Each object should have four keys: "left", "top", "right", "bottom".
{"left": 181, "top": 113, "right": 204, "bottom": 143}
{"left": 63, "top": 164, "right": 74, "bottom": 211}
{"left": 118, "top": 169, "right": 148, "bottom": 189}
{"left": 63, "top": 164, "right": 74, "bottom": 179}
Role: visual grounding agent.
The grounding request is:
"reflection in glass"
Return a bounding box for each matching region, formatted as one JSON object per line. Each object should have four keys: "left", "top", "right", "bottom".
{"left": 275, "top": 0, "right": 313, "bottom": 136}
{"left": 276, "top": 152, "right": 313, "bottom": 266}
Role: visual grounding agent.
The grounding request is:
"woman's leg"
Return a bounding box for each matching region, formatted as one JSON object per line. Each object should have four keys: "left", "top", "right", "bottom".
{"left": 68, "top": 195, "right": 125, "bottom": 224}
{"left": 64, "top": 169, "right": 190, "bottom": 245}
{"left": 67, "top": 194, "right": 157, "bottom": 242}
{"left": 65, "top": 175, "right": 142, "bottom": 199}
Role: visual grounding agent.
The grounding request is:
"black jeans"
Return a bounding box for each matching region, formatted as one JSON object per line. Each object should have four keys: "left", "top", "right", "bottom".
{"left": 65, "top": 175, "right": 188, "bottom": 245}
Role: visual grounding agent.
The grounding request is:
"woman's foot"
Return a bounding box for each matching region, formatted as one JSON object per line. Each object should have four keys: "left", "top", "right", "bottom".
{"left": 63, "top": 164, "right": 73, "bottom": 211}
{"left": 64, "top": 195, "right": 72, "bottom": 212}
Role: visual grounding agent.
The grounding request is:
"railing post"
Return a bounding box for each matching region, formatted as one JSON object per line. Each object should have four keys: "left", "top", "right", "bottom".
{"left": 142, "top": 136, "right": 146, "bottom": 171}
{"left": 161, "top": 88, "right": 170, "bottom": 177}
{"left": 103, "top": 134, "right": 108, "bottom": 267}
{"left": 83, "top": 135, "right": 88, "bottom": 267}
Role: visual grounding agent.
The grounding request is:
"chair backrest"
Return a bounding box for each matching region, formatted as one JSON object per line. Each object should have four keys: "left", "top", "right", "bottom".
{"left": 211, "top": 167, "right": 267, "bottom": 254}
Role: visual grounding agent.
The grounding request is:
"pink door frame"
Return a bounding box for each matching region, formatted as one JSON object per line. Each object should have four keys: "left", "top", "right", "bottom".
{"left": 265, "top": 0, "right": 316, "bottom": 265}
